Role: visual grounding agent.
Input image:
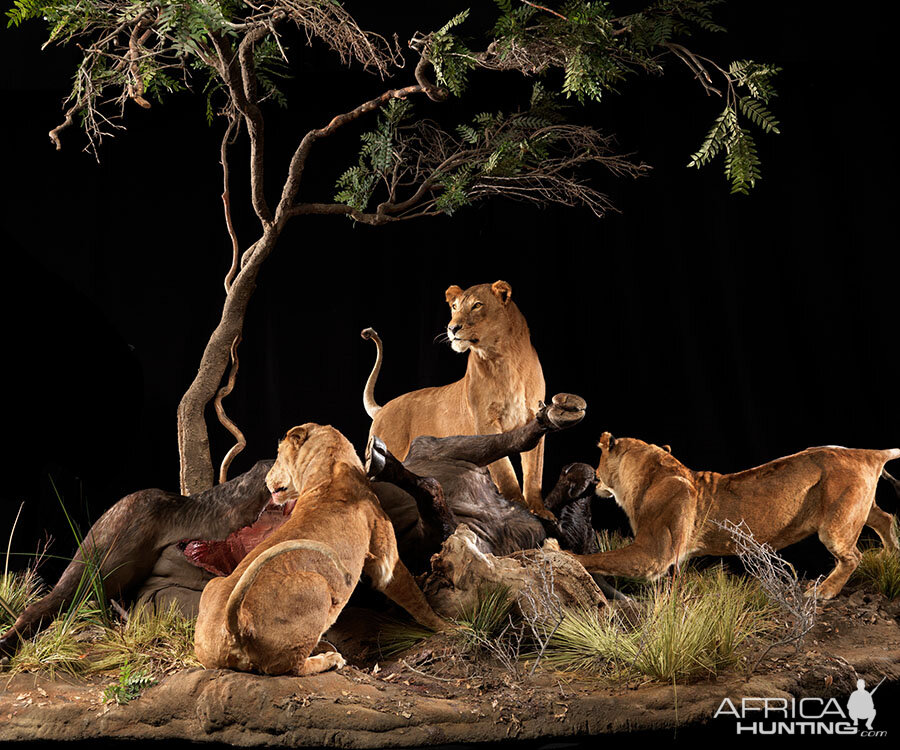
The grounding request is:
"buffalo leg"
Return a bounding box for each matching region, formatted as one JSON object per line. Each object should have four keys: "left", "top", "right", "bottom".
{"left": 366, "top": 436, "right": 456, "bottom": 542}
{"left": 406, "top": 394, "right": 587, "bottom": 468}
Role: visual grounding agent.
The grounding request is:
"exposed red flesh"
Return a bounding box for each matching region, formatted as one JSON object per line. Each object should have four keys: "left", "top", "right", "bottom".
{"left": 182, "top": 501, "right": 291, "bottom": 577}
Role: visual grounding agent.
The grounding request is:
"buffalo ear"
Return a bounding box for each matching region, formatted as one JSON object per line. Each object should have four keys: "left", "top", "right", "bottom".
{"left": 285, "top": 425, "right": 309, "bottom": 446}
{"left": 598, "top": 432, "right": 616, "bottom": 451}
{"left": 491, "top": 280, "right": 512, "bottom": 305}
{"left": 445, "top": 285, "right": 464, "bottom": 305}
{"left": 661, "top": 444, "right": 671, "bottom": 453}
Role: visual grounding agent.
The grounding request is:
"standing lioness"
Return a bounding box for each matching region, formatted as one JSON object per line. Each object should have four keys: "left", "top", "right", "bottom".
{"left": 194, "top": 423, "right": 447, "bottom": 675}
{"left": 362, "top": 280, "right": 547, "bottom": 513}
{"left": 575, "top": 434, "right": 899, "bottom": 599}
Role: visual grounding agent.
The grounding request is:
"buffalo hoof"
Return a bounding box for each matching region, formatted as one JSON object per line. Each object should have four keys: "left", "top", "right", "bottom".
{"left": 538, "top": 393, "right": 587, "bottom": 430}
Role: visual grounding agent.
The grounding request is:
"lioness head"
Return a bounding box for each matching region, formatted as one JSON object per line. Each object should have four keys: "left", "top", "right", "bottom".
{"left": 596, "top": 432, "right": 675, "bottom": 500}
{"left": 266, "top": 423, "right": 361, "bottom": 510}
{"left": 444, "top": 280, "right": 518, "bottom": 355}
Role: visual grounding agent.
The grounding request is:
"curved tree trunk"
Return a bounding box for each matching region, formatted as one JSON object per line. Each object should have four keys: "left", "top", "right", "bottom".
{"left": 177, "top": 229, "right": 278, "bottom": 495}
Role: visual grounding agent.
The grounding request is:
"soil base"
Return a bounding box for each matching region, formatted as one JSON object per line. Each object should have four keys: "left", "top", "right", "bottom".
{"left": 2, "top": 583, "right": 899, "bottom": 745}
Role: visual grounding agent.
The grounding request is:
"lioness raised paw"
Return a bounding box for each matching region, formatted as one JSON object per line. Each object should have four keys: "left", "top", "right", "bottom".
{"left": 537, "top": 393, "right": 587, "bottom": 430}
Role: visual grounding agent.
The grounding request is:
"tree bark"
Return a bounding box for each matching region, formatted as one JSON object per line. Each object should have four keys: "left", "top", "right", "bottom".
{"left": 176, "top": 229, "right": 278, "bottom": 495}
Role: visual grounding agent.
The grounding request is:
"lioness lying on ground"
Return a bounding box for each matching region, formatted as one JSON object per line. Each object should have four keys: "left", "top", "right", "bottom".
{"left": 574, "top": 433, "right": 900, "bottom": 599}
{"left": 362, "top": 280, "right": 547, "bottom": 513}
{"left": 194, "top": 423, "right": 447, "bottom": 675}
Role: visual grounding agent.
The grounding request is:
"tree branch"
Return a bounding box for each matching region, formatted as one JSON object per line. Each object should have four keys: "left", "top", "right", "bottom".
{"left": 210, "top": 27, "right": 274, "bottom": 227}
{"left": 275, "top": 81, "right": 442, "bottom": 225}
{"left": 215, "top": 334, "right": 247, "bottom": 484}
{"left": 221, "top": 115, "right": 241, "bottom": 294}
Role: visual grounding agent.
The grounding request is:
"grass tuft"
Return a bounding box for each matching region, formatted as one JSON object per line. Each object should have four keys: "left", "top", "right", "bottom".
{"left": 453, "top": 583, "right": 515, "bottom": 652}
{"left": 91, "top": 601, "right": 201, "bottom": 675}
{"left": 376, "top": 617, "right": 438, "bottom": 658}
{"left": 6, "top": 598, "right": 103, "bottom": 678}
{"left": 544, "top": 565, "right": 777, "bottom": 683}
{"left": 7, "top": 600, "right": 200, "bottom": 678}
{"left": 854, "top": 548, "right": 900, "bottom": 600}
{"left": 0, "top": 566, "right": 46, "bottom": 632}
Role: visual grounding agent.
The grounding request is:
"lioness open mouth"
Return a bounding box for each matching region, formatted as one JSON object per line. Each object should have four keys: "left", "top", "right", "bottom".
{"left": 180, "top": 494, "right": 296, "bottom": 578}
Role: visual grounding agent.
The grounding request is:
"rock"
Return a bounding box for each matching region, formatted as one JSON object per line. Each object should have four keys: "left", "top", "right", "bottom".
{"left": 424, "top": 524, "right": 608, "bottom": 619}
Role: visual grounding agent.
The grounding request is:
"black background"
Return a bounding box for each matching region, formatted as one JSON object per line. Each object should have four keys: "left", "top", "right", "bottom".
{"left": 1, "top": 1, "right": 898, "bottom": 592}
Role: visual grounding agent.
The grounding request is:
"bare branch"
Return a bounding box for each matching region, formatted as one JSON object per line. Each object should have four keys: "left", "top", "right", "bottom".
{"left": 126, "top": 16, "right": 152, "bottom": 109}
{"left": 221, "top": 115, "right": 241, "bottom": 294}
{"left": 210, "top": 27, "right": 274, "bottom": 227}
{"left": 715, "top": 520, "right": 819, "bottom": 677}
{"left": 413, "top": 56, "right": 448, "bottom": 102}
{"left": 662, "top": 42, "right": 723, "bottom": 98}
{"left": 215, "top": 334, "right": 247, "bottom": 485}
{"left": 521, "top": 1, "right": 568, "bottom": 20}
{"left": 275, "top": 0, "right": 401, "bottom": 77}
{"left": 49, "top": 104, "right": 78, "bottom": 151}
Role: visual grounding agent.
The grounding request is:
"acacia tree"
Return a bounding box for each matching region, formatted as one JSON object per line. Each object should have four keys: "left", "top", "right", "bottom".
{"left": 8, "top": 0, "right": 780, "bottom": 495}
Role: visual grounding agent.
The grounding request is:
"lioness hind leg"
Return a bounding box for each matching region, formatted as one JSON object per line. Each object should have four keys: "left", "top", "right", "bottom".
{"left": 815, "top": 518, "right": 867, "bottom": 600}
{"left": 239, "top": 568, "right": 336, "bottom": 675}
{"left": 297, "top": 650, "right": 346, "bottom": 676}
{"left": 865, "top": 505, "right": 900, "bottom": 552}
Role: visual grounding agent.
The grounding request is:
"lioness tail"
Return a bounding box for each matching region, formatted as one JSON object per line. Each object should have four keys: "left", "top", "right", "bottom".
{"left": 882, "top": 467, "right": 900, "bottom": 500}
{"left": 880, "top": 448, "right": 900, "bottom": 499}
{"left": 225, "top": 540, "right": 353, "bottom": 641}
{"left": 361, "top": 327, "right": 383, "bottom": 418}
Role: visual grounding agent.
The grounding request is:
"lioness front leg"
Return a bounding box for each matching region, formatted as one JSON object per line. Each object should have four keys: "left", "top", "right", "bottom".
{"left": 573, "top": 539, "right": 678, "bottom": 581}
{"left": 366, "top": 517, "right": 449, "bottom": 631}
{"left": 573, "top": 493, "right": 693, "bottom": 580}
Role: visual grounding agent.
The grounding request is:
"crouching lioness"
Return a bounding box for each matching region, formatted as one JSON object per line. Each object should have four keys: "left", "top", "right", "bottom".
{"left": 195, "top": 423, "right": 448, "bottom": 675}
{"left": 574, "top": 433, "right": 900, "bottom": 599}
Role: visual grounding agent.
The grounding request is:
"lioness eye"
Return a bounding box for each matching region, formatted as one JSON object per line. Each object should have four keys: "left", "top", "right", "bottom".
{"left": 471, "top": 302, "right": 482, "bottom": 310}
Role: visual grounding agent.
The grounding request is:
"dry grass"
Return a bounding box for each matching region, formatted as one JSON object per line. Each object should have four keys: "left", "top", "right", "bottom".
{"left": 6, "top": 599, "right": 103, "bottom": 678}
{"left": 0, "top": 566, "right": 46, "bottom": 632}
{"left": 854, "top": 528, "right": 900, "bottom": 600}
{"left": 91, "top": 601, "right": 201, "bottom": 675}
{"left": 5, "top": 600, "right": 200, "bottom": 679}
{"left": 544, "top": 565, "right": 777, "bottom": 683}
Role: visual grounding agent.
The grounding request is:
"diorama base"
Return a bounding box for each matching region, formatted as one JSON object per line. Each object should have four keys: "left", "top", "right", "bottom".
{"left": 2, "top": 586, "right": 899, "bottom": 745}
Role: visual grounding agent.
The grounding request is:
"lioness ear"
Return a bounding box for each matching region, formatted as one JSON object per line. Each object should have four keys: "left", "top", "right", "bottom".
{"left": 661, "top": 444, "right": 672, "bottom": 453}
{"left": 491, "top": 280, "right": 512, "bottom": 305}
{"left": 285, "top": 425, "right": 309, "bottom": 446}
{"left": 598, "top": 432, "right": 616, "bottom": 451}
{"left": 445, "top": 285, "right": 464, "bottom": 305}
